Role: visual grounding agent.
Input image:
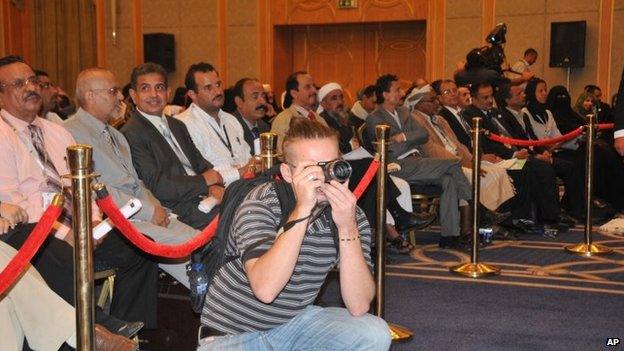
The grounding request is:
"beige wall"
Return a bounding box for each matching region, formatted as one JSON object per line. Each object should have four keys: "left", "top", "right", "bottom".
{"left": 444, "top": 0, "right": 483, "bottom": 79}
{"left": 0, "top": 3, "right": 5, "bottom": 58}
{"left": 495, "top": 0, "right": 600, "bottom": 99}
{"left": 611, "top": 0, "right": 624, "bottom": 102}
{"left": 105, "top": 0, "right": 135, "bottom": 87}
{"left": 226, "top": 0, "right": 259, "bottom": 85}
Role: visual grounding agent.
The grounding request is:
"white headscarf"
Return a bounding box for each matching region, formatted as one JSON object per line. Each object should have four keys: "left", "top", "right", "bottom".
{"left": 316, "top": 82, "right": 343, "bottom": 114}
{"left": 404, "top": 84, "right": 432, "bottom": 112}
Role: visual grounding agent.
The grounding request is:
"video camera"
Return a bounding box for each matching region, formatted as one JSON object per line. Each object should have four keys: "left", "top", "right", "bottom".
{"left": 481, "top": 23, "right": 508, "bottom": 73}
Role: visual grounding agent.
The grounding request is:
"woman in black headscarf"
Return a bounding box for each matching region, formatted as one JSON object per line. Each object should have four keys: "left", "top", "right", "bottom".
{"left": 547, "top": 85, "right": 586, "bottom": 134}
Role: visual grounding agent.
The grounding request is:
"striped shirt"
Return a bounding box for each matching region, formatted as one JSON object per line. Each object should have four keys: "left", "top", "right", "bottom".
{"left": 201, "top": 182, "right": 373, "bottom": 334}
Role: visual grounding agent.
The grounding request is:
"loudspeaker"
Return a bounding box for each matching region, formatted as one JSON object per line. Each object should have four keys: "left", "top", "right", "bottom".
{"left": 143, "top": 33, "right": 175, "bottom": 72}
{"left": 549, "top": 21, "right": 586, "bottom": 68}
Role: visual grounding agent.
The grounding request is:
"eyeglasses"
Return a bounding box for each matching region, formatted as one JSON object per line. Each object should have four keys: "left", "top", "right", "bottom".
{"left": 38, "top": 81, "right": 55, "bottom": 89}
{"left": 441, "top": 88, "right": 458, "bottom": 95}
{"left": 92, "top": 87, "right": 121, "bottom": 96}
{"left": 0, "top": 76, "right": 40, "bottom": 90}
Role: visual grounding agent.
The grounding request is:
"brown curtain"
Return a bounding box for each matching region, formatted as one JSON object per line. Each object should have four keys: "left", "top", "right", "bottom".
{"left": 30, "top": 0, "right": 96, "bottom": 98}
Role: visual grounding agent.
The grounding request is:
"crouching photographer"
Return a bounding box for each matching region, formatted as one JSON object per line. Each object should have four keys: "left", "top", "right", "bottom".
{"left": 198, "top": 118, "right": 391, "bottom": 350}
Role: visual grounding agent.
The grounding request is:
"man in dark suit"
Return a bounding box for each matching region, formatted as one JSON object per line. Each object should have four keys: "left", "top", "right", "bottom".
{"left": 231, "top": 78, "right": 270, "bottom": 155}
{"left": 435, "top": 80, "right": 473, "bottom": 150}
{"left": 365, "top": 74, "right": 472, "bottom": 250}
{"left": 462, "top": 81, "right": 566, "bottom": 234}
{"left": 121, "top": 62, "right": 224, "bottom": 230}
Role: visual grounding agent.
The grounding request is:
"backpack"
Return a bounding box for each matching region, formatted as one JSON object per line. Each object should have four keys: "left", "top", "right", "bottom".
{"left": 191, "top": 166, "right": 294, "bottom": 312}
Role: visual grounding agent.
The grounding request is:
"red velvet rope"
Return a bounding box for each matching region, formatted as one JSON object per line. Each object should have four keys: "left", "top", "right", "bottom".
{"left": 0, "top": 202, "right": 63, "bottom": 296}
{"left": 486, "top": 123, "right": 614, "bottom": 147}
{"left": 353, "top": 160, "right": 380, "bottom": 200}
{"left": 96, "top": 161, "right": 380, "bottom": 258}
{"left": 96, "top": 195, "right": 219, "bottom": 258}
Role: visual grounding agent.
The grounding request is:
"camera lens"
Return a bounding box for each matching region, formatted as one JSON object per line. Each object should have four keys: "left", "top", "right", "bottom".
{"left": 323, "top": 160, "right": 352, "bottom": 183}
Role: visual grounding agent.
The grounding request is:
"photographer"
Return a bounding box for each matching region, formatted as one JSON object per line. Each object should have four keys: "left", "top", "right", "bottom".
{"left": 199, "top": 119, "right": 391, "bottom": 350}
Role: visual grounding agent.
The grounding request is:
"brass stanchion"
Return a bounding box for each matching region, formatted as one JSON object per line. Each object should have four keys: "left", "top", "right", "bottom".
{"left": 373, "top": 125, "right": 413, "bottom": 342}
{"left": 259, "top": 132, "right": 279, "bottom": 171}
{"left": 565, "top": 114, "right": 612, "bottom": 256}
{"left": 66, "top": 145, "right": 98, "bottom": 350}
{"left": 450, "top": 117, "right": 500, "bottom": 277}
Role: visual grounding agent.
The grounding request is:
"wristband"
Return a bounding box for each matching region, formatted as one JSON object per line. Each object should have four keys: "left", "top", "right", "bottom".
{"left": 339, "top": 235, "right": 360, "bottom": 242}
{"left": 282, "top": 213, "right": 312, "bottom": 232}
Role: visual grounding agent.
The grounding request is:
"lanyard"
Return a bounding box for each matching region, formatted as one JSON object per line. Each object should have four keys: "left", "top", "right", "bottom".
{"left": 207, "top": 120, "right": 234, "bottom": 158}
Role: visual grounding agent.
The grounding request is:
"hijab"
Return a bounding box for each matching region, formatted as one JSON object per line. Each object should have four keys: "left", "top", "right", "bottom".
{"left": 546, "top": 85, "right": 585, "bottom": 133}
{"left": 524, "top": 78, "right": 549, "bottom": 124}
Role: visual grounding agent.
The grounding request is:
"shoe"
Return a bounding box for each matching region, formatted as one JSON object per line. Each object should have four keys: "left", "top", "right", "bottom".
{"left": 541, "top": 224, "right": 559, "bottom": 239}
{"left": 95, "top": 324, "right": 137, "bottom": 351}
{"left": 393, "top": 211, "right": 436, "bottom": 232}
{"left": 481, "top": 208, "right": 512, "bottom": 227}
{"left": 558, "top": 212, "right": 578, "bottom": 227}
{"left": 512, "top": 219, "right": 542, "bottom": 235}
{"left": 389, "top": 235, "right": 415, "bottom": 254}
{"left": 187, "top": 263, "right": 209, "bottom": 314}
{"left": 438, "top": 236, "right": 470, "bottom": 252}
{"left": 491, "top": 225, "right": 519, "bottom": 241}
{"left": 116, "top": 321, "right": 144, "bottom": 339}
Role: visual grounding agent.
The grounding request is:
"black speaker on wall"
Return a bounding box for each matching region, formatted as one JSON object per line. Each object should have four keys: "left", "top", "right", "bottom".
{"left": 549, "top": 21, "right": 586, "bottom": 68}
{"left": 144, "top": 33, "right": 175, "bottom": 72}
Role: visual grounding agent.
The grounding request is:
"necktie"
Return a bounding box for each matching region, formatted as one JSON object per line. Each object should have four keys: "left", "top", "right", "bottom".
{"left": 251, "top": 126, "right": 259, "bottom": 139}
{"left": 159, "top": 122, "right": 196, "bottom": 176}
{"left": 28, "top": 124, "right": 73, "bottom": 226}
{"left": 103, "top": 126, "right": 133, "bottom": 173}
{"left": 307, "top": 111, "right": 317, "bottom": 122}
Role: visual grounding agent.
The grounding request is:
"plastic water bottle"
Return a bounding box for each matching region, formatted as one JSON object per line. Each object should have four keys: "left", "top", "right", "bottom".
{"left": 479, "top": 227, "right": 493, "bottom": 244}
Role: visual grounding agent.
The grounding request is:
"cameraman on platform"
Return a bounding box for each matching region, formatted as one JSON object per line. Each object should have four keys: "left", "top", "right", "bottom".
{"left": 199, "top": 119, "right": 391, "bottom": 350}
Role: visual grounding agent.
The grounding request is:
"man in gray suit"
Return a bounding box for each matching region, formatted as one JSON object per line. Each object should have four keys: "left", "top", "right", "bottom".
{"left": 365, "top": 74, "right": 472, "bottom": 249}
{"left": 63, "top": 68, "right": 199, "bottom": 288}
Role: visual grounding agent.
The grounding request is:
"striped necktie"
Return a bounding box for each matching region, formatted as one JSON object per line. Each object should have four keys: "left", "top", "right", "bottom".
{"left": 28, "top": 124, "right": 73, "bottom": 226}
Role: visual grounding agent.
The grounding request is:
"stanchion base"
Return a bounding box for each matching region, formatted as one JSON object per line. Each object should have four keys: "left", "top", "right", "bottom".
{"left": 449, "top": 263, "right": 501, "bottom": 278}
{"left": 564, "top": 243, "right": 612, "bottom": 256}
{"left": 388, "top": 323, "right": 413, "bottom": 342}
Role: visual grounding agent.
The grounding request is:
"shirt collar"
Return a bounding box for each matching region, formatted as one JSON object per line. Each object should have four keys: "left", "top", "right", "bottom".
{"left": 137, "top": 108, "right": 167, "bottom": 127}
{"left": 506, "top": 106, "right": 522, "bottom": 118}
{"left": 237, "top": 111, "right": 256, "bottom": 130}
{"left": 190, "top": 103, "right": 223, "bottom": 127}
{"left": 76, "top": 108, "right": 109, "bottom": 132}
{"left": 292, "top": 104, "right": 311, "bottom": 118}
{"left": 0, "top": 109, "right": 42, "bottom": 132}
{"left": 444, "top": 105, "right": 460, "bottom": 115}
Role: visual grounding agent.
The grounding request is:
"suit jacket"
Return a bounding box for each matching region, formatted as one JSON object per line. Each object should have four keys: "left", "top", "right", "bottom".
{"left": 412, "top": 111, "right": 473, "bottom": 168}
{"left": 319, "top": 110, "right": 355, "bottom": 154}
{"left": 365, "top": 105, "right": 428, "bottom": 162}
{"left": 461, "top": 105, "right": 516, "bottom": 159}
{"left": 121, "top": 110, "right": 214, "bottom": 228}
{"left": 614, "top": 68, "right": 624, "bottom": 136}
{"left": 270, "top": 105, "right": 328, "bottom": 153}
{"left": 439, "top": 106, "right": 472, "bottom": 150}
{"left": 232, "top": 111, "right": 270, "bottom": 155}
{"left": 64, "top": 108, "right": 161, "bottom": 222}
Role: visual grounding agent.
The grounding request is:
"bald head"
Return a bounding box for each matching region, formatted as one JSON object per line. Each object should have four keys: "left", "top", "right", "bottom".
{"left": 75, "top": 68, "right": 122, "bottom": 122}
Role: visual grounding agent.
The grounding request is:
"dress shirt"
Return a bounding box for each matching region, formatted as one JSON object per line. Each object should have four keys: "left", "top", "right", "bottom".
{"left": 506, "top": 107, "right": 527, "bottom": 130}
{"left": 45, "top": 112, "right": 64, "bottom": 125}
{"left": 420, "top": 111, "right": 458, "bottom": 156}
{"left": 445, "top": 105, "right": 471, "bottom": 134}
{"left": 175, "top": 103, "right": 250, "bottom": 186}
{"left": 293, "top": 104, "right": 317, "bottom": 120}
{"left": 0, "top": 109, "right": 101, "bottom": 238}
{"left": 385, "top": 108, "right": 402, "bottom": 129}
{"left": 138, "top": 109, "right": 196, "bottom": 175}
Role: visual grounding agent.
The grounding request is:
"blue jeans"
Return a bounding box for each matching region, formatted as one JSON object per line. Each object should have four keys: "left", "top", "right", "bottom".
{"left": 197, "top": 305, "right": 391, "bottom": 350}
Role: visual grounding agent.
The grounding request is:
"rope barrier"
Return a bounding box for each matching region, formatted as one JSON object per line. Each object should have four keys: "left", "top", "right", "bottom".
{"left": 94, "top": 160, "right": 379, "bottom": 258}
{"left": 96, "top": 194, "right": 219, "bottom": 259}
{"left": 0, "top": 199, "right": 63, "bottom": 295}
{"left": 485, "top": 123, "right": 614, "bottom": 147}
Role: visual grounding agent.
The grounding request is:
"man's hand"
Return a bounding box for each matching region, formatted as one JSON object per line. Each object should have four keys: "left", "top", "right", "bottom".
{"left": 208, "top": 185, "right": 225, "bottom": 203}
{"left": 482, "top": 154, "right": 502, "bottom": 163}
{"left": 322, "top": 180, "right": 357, "bottom": 232}
{"left": 238, "top": 157, "right": 260, "bottom": 177}
{"left": 202, "top": 169, "right": 223, "bottom": 186}
{"left": 0, "top": 203, "right": 28, "bottom": 228}
{"left": 615, "top": 137, "right": 624, "bottom": 156}
{"left": 291, "top": 162, "right": 324, "bottom": 214}
{"left": 535, "top": 150, "right": 553, "bottom": 164}
{"left": 521, "top": 70, "right": 535, "bottom": 82}
{"left": 390, "top": 133, "right": 406, "bottom": 144}
{"left": 150, "top": 205, "right": 170, "bottom": 227}
{"left": 0, "top": 218, "right": 12, "bottom": 234}
{"left": 513, "top": 149, "right": 529, "bottom": 159}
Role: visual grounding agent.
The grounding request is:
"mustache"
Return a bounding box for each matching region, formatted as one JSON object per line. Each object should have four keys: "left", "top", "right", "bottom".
{"left": 255, "top": 104, "right": 267, "bottom": 112}
{"left": 213, "top": 94, "right": 224, "bottom": 101}
{"left": 24, "top": 91, "right": 41, "bottom": 100}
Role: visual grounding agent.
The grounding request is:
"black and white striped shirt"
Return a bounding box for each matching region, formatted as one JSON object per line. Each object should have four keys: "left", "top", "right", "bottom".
{"left": 201, "top": 182, "right": 372, "bottom": 334}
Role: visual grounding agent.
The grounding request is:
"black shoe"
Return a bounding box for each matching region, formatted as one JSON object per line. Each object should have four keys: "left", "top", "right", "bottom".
{"left": 491, "top": 225, "right": 519, "bottom": 241}
{"left": 116, "top": 321, "right": 144, "bottom": 339}
{"left": 394, "top": 211, "right": 436, "bottom": 232}
{"left": 558, "top": 212, "right": 578, "bottom": 227}
{"left": 187, "top": 263, "right": 209, "bottom": 314}
{"left": 512, "top": 219, "right": 542, "bottom": 235}
{"left": 481, "top": 209, "right": 512, "bottom": 227}
{"left": 438, "top": 236, "right": 470, "bottom": 252}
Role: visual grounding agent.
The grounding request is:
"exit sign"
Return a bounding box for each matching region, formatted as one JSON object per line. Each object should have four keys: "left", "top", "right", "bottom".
{"left": 338, "top": 0, "right": 358, "bottom": 9}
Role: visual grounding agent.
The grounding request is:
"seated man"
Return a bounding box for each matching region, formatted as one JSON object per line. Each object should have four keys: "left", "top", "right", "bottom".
{"left": 199, "top": 119, "right": 391, "bottom": 350}
{"left": 365, "top": 74, "right": 472, "bottom": 250}
{"left": 0, "top": 240, "right": 136, "bottom": 351}
{"left": 461, "top": 81, "right": 566, "bottom": 235}
{"left": 349, "top": 85, "right": 377, "bottom": 130}
{"left": 231, "top": 78, "right": 270, "bottom": 155}
{"left": 64, "top": 68, "right": 205, "bottom": 291}
{"left": 175, "top": 63, "right": 256, "bottom": 186}
{"left": 121, "top": 62, "right": 224, "bottom": 230}
{"left": 0, "top": 55, "right": 159, "bottom": 328}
